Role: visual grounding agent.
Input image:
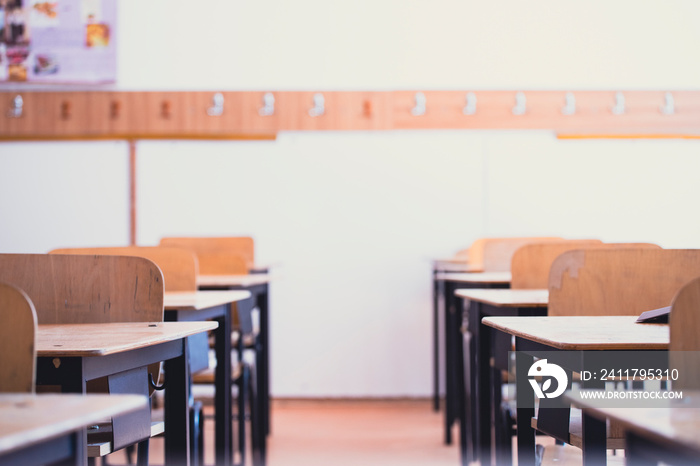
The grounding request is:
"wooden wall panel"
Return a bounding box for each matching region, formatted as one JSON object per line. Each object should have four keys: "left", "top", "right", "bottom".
{"left": 47, "top": 92, "right": 90, "bottom": 136}
{"left": 1, "top": 90, "right": 699, "bottom": 140}
{"left": 2, "top": 92, "right": 51, "bottom": 137}
{"left": 239, "top": 91, "right": 281, "bottom": 134}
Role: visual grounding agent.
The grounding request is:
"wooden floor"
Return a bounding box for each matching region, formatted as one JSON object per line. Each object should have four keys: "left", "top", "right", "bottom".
{"left": 100, "top": 398, "right": 626, "bottom": 465}
{"left": 267, "top": 399, "right": 459, "bottom": 466}
{"left": 104, "top": 398, "right": 459, "bottom": 466}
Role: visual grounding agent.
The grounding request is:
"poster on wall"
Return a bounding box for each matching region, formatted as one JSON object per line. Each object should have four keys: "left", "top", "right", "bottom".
{"left": 0, "top": 0, "right": 116, "bottom": 83}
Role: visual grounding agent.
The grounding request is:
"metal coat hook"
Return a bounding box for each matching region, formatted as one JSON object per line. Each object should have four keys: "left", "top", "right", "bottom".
{"left": 411, "top": 92, "right": 426, "bottom": 116}
{"left": 60, "top": 101, "right": 72, "bottom": 120}
{"left": 161, "top": 100, "right": 172, "bottom": 119}
{"left": 561, "top": 92, "right": 576, "bottom": 115}
{"left": 206, "top": 92, "right": 224, "bottom": 116}
{"left": 611, "top": 92, "right": 626, "bottom": 115}
{"left": 463, "top": 92, "right": 477, "bottom": 115}
{"left": 660, "top": 92, "right": 675, "bottom": 115}
{"left": 512, "top": 92, "right": 526, "bottom": 115}
{"left": 7, "top": 94, "right": 23, "bottom": 118}
{"left": 308, "top": 93, "right": 325, "bottom": 117}
{"left": 110, "top": 100, "right": 121, "bottom": 119}
{"left": 259, "top": 92, "right": 275, "bottom": 116}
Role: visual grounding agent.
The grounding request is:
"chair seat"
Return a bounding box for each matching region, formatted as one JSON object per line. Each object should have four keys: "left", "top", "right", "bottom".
{"left": 87, "top": 421, "right": 165, "bottom": 458}
{"left": 539, "top": 443, "right": 625, "bottom": 466}
{"left": 531, "top": 408, "right": 625, "bottom": 450}
{"left": 192, "top": 361, "right": 243, "bottom": 384}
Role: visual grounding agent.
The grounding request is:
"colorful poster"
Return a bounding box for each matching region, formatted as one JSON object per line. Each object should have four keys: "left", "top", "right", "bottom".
{"left": 0, "top": 0, "right": 116, "bottom": 83}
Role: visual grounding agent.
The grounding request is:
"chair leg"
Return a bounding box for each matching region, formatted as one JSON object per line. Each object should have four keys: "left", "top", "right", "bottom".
{"left": 124, "top": 445, "right": 135, "bottom": 464}
{"left": 237, "top": 364, "right": 249, "bottom": 466}
{"left": 136, "top": 440, "right": 149, "bottom": 466}
{"left": 197, "top": 404, "right": 204, "bottom": 466}
{"left": 249, "top": 362, "right": 262, "bottom": 466}
{"left": 190, "top": 400, "right": 203, "bottom": 466}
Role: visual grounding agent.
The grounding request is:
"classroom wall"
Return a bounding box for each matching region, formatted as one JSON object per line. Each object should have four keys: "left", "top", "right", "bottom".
{"left": 1, "top": 1, "right": 699, "bottom": 396}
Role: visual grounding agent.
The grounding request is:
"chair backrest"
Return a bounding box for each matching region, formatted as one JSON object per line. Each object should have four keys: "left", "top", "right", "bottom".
{"left": 160, "top": 237, "right": 252, "bottom": 275}
{"left": 0, "top": 282, "right": 37, "bottom": 393}
{"left": 475, "top": 237, "right": 564, "bottom": 272}
{"left": 0, "top": 254, "right": 164, "bottom": 324}
{"left": 453, "top": 248, "right": 470, "bottom": 261}
{"left": 669, "top": 276, "right": 700, "bottom": 389}
{"left": 510, "top": 241, "right": 660, "bottom": 289}
{"left": 49, "top": 246, "right": 198, "bottom": 292}
{"left": 548, "top": 249, "right": 700, "bottom": 317}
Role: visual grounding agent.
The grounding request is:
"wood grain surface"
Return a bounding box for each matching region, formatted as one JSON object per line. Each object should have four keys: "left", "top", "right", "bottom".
{"left": 0, "top": 394, "right": 146, "bottom": 454}
{"left": 0, "top": 282, "right": 37, "bottom": 393}
{"left": 482, "top": 316, "right": 668, "bottom": 350}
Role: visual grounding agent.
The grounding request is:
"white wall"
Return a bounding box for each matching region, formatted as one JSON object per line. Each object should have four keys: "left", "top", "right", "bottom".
{"left": 0, "top": 141, "right": 130, "bottom": 252}
{"left": 135, "top": 132, "right": 485, "bottom": 396}
{"left": 1, "top": 1, "right": 700, "bottom": 396}
{"left": 117, "top": 0, "right": 700, "bottom": 90}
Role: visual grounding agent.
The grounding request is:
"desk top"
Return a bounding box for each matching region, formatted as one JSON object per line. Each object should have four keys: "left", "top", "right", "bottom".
{"left": 434, "top": 272, "right": 512, "bottom": 284}
{"left": 482, "top": 316, "right": 668, "bottom": 350}
{"left": 566, "top": 390, "right": 700, "bottom": 455}
{"left": 164, "top": 290, "right": 251, "bottom": 311}
{"left": 0, "top": 393, "right": 146, "bottom": 454}
{"left": 456, "top": 289, "right": 548, "bottom": 307}
{"left": 37, "top": 321, "right": 218, "bottom": 357}
{"left": 432, "top": 259, "right": 482, "bottom": 273}
{"left": 197, "top": 273, "right": 272, "bottom": 288}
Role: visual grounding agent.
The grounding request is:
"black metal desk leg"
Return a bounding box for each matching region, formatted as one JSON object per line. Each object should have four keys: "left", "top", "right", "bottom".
{"left": 443, "top": 280, "right": 456, "bottom": 445}
{"left": 477, "top": 306, "right": 493, "bottom": 466}
{"left": 455, "top": 297, "right": 470, "bottom": 466}
{"left": 515, "top": 349, "right": 537, "bottom": 466}
{"left": 165, "top": 339, "right": 191, "bottom": 466}
{"left": 258, "top": 286, "right": 270, "bottom": 438}
{"left": 625, "top": 431, "right": 659, "bottom": 466}
{"left": 52, "top": 430, "right": 86, "bottom": 466}
{"left": 581, "top": 412, "right": 607, "bottom": 466}
{"left": 214, "top": 309, "right": 233, "bottom": 466}
{"left": 433, "top": 272, "right": 441, "bottom": 412}
{"left": 581, "top": 370, "right": 606, "bottom": 466}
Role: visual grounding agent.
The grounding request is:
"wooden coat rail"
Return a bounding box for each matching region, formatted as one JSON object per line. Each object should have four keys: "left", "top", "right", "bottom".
{"left": 2, "top": 90, "right": 700, "bottom": 139}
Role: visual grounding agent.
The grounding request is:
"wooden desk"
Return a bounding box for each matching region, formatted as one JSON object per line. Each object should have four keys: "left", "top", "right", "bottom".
{"left": 454, "top": 289, "right": 548, "bottom": 466}
{"left": 164, "top": 290, "right": 252, "bottom": 466}
{"left": 0, "top": 393, "right": 146, "bottom": 466}
{"left": 165, "top": 290, "right": 251, "bottom": 312}
{"left": 433, "top": 272, "right": 511, "bottom": 445}
{"left": 432, "top": 259, "right": 482, "bottom": 274}
{"left": 36, "top": 321, "right": 218, "bottom": 466}
{"left": 197, "top": 274, "right": 272, "bottom": 441}
{"left": 567, "top": 390, "right": 700, "bottom": 466}
{"left": 429, "top": 262, "right": 484, "bottom": 412}
{"left": 197, "top": 274, "right": 272, "bottom": 289}
{"left": 482, "top": 316, "right": 669, "bottom": 466}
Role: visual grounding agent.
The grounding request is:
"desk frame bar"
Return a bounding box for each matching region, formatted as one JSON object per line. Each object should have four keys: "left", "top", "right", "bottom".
{"left": 200, "top": 282, "right": 270, "bottom": 446}
{"left": 37, "top": 339, "right": 191, "bottom": 466}
{"left": 441, "top": 279, "right": 510, "bottom": 446}
{"left": 0, "top": 431, "right": 83, "bottom": 466}
{"left": 166, "top": 303, "right": 235, "bottom": 465}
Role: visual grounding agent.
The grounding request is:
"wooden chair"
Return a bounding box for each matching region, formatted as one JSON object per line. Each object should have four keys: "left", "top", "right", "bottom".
{"left": 548, "top": 248, "right": 700, "bottom": 317}
{"left": 160, "top": 237, "right": 253, "bottom": 274}
{"left": 510, "top": 241, "right": 659, "bottom": 289}
{"left": 537, "top": 248, "right": 700, "bottom": 457}
{"left": 0, "top": 282, "right": 37, "bottom": 394}
{"left": 669, "top": 275, "right": 700, "bottom": 390}
{"left": 0, "top": 253, "right": 163, "bottom": 465}
{"left": 477, "top": 237, "right": 564, "bottom": 272}
{"left": 49, "top": 246, "right": 199, "bottom": 292}
{"left": 48, "top": 246, "right": 260, "bottom": 465}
